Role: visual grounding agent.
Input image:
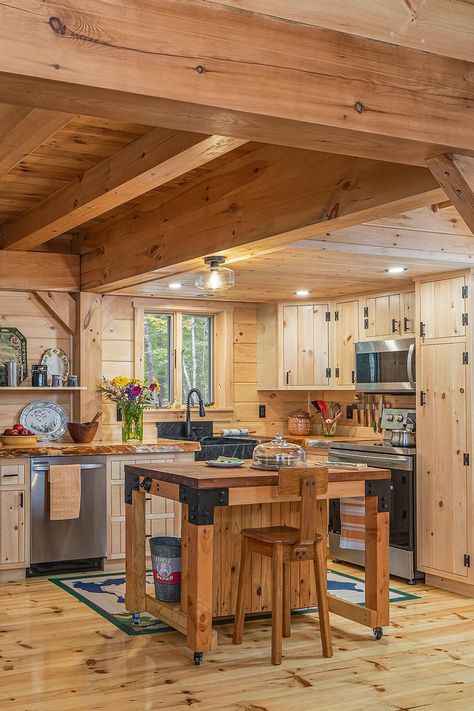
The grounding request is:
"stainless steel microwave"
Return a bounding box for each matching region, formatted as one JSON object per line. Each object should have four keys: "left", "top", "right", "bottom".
{"left": 355, "top": 338, "right": 416, "bottom": 394}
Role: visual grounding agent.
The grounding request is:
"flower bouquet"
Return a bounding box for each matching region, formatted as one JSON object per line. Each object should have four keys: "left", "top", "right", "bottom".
{"left": 99, "top": 376, "right": 160, "bottom": 443}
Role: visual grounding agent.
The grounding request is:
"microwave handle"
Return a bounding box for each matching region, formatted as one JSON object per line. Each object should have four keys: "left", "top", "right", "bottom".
{"left": 407, "top": 344, "right": 416, "bottom": 389}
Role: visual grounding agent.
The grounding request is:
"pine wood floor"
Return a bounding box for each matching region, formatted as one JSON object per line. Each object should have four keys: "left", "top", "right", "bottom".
{"left": 1, "top": 565, "right": 474, "bottom": 711}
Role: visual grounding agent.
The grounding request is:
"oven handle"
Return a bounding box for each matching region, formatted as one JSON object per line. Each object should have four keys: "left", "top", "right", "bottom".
{"left": 32, "top": 463, "right": 104, "bottom": 472}
{"left": 329, "top": 450, "right": 413, "bottom": 471}
{"left": 407, "top": 343, "right": 416, "bottom": 390}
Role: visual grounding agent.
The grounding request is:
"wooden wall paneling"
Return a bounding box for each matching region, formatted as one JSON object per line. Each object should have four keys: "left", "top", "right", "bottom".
{"left": 74, "top": 293, "right": 102, "bottom": 427}
{"left": 1, "top": 2, "right": 473, "bottom": 165}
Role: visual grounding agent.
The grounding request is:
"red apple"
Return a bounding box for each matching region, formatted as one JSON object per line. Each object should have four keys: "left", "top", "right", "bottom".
{"left": 13, "top": 424, "right": 23, "bottom": 431}
{"left": 3, "top": 429, "right": 13, "bottom": 435}
{"left": 9, "top": 430, "right": 19, "bottom": 436}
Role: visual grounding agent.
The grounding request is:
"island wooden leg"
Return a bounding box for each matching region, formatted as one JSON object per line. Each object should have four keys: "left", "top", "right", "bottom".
{"left": 125, "top": 489, "right": 146, "bottom": 620}
{"left": 365, "top": 494, "right": 390, "bottom": 634}
{"left": 187, "top": 522, "right": 214, "bottom": 661}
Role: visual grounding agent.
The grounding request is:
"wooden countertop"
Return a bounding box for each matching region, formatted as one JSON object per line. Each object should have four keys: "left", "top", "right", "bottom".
{"left": 126, "top": 460, "right": 390, "bottom": 489}
{"left": 0, "top": 439, "right": 201, "bottom": 458}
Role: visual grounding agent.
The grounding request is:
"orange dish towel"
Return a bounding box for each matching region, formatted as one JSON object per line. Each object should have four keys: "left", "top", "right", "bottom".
{"left": 340, "top": 497, "right": 365, "bottom": 550}
{"left": 49, "top": 464, "right": 81, "bottom": 520}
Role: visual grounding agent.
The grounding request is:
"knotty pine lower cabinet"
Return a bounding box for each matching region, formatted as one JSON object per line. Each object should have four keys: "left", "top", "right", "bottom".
{"left": 0, "top": 460, "right": 28, "bottom": 570}
{"left": 107, "top": 454, "right": 184, "bottom": 559}
{"left": 417, "top": 341, "right": 472, "bottom": 583}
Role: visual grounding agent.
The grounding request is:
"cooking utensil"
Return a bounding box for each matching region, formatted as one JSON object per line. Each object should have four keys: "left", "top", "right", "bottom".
{"left": 390, "top": 429, "right": 416, "bottom": 448}
{"left": 67, "top": 420, "right": 99, "bottom": 444}
{"left": 90, "top": 412, "right": 102, "bottom": 425}
{"left": 317, "top": 400, "right": 327, "bottom": 419}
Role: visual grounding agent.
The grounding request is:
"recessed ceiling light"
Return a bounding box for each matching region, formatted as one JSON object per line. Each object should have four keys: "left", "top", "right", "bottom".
{"left": 168, "top": 282, "right": 183, "bottom": 289}
{"left": 295, "top": 289, "right": 310, "bottom": 297}
{"left": 386, "top": 266, "right": 407, "bottom": 275}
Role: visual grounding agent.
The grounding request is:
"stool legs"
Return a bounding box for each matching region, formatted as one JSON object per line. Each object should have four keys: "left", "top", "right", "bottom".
{"left": 233, "top": 536, "right": 250, "bottom": 645}
{"left": 282, "top": 562, "right": 291, "bottom": 638}
{"left": 271, "top": 544, "right": 284, "bottom": 664}
{"left": 314, "top": 540, "right": 333, "bottom": 658}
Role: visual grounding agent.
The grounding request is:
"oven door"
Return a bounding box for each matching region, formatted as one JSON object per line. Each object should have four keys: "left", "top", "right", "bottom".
{"left": 328, "top": 449, "right": 415, "bottom": 552}
{"left": 355, "top": 338, "right": 415, "bottom": 393}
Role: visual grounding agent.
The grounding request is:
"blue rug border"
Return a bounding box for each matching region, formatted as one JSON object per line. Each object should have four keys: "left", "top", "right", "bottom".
{"left": 49, "top": 568, "right": 420, "bottom": 636}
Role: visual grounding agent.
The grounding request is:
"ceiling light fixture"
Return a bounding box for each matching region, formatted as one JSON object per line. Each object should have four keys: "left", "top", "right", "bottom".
{"left": 168, "top": 282, "right": 183, "bottom": 289}
{"left": 386, "top": 266, "right": 407, "bottom": 275}
{"left": 295, "top": 289, "right": 310, "bottom": 297}
{"left": 195, "top": 256, "right": 235, "bottom": 292}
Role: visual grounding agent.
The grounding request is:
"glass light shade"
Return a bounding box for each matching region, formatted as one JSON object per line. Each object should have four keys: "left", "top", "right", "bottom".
{"left": 195, "top": 265, "right": 235, "bottom": 292}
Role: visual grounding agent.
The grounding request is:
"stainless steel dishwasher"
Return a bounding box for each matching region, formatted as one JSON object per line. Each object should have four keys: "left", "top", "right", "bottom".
{"left": 29, "top": 456, "right": 107, "bottom": 576}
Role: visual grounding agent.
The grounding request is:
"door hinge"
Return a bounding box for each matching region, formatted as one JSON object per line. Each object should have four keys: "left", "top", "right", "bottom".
{"left": 462, "top": 313, "right": 469, "bottom": 326}
{"left": 352, "top": 370, "right": 355, "bottom": 384}
{"left": 334, "top": 310, "right": 339, "bottom": 321}
{"left": 363, "top": 307, "right": 368, "bottom": 317}
{"left": 364, "top": 318, "right": 369, "bottom": 330}
{"left": 325, "top": 311, "right": 331, "bottom": 322}
{"left": 335, "top": 367, "right": 340, "bottom": 378}
{"left": 326, "top": 367, "right": 332, "bottom": 379}
{"left": 19, "top": 492, "right": 24, "bottom": 508}
{"left": 463, "top": 352, "right": 469, "bottom": 365}
{"left": 464, "top": 554, "right": 471, "bottom": 568}
{"left": 420, "top": 390, "right": 426, "bottom": 406}
{"left": 464, "top": 453, "right": 470, "bottom": 466}
{"left": 420, "top": 321, "right": 426, "bottom": 338}
{"left": 462, "top": 285, "right": 468, "bottom": 299}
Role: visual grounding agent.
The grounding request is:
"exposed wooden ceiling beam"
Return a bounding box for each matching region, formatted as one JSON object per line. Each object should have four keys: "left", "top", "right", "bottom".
{"left": 80, "top": 144, "right": 445, "bottom": 292}
{"left": 0, "top": 2, "right": 472, "bottom": 165}
{"left": 0, "top": 128, "right": 246, "bottom": 251}
{"left": 0, "top": 104, "right": 72, "bottom": 178}
{"left": 427, "top": 154, "right": 474, "bottom": 234}
{"left": 210, "top": 1, "right": 474, "bottom": 62}
{"left": 0, "top": 250, "right": 79, "bottom": 292}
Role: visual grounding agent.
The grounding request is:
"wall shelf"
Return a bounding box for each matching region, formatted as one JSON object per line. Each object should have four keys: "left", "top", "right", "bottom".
{"left": 0, "top": 387, "right": 87, "bottom": 392}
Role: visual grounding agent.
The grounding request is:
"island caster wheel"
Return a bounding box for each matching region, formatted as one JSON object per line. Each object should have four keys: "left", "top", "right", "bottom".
{"left": 193, "top": 652, "right": 204, "bottom": 666}
{"left": 407, "top": 579, "right": 417, "bottom": 585}
{"left": 373, "top": 627, "right": 384, "bottom": 640}
{"left": 132, "top": 613, "right": 141, "bottom": 625}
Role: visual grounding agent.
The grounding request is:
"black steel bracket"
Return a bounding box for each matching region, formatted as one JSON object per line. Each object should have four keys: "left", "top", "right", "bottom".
{"left": 124, "top": 468, "right": 152, "bottom": 504}
{"left": 365, "top": 478, "right": 392, "bottom": 513}
{"left": 179, "top": 485, "right": 229, "bottom": 525}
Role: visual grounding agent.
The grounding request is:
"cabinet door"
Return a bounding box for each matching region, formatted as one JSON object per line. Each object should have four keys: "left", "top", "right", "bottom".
{"left": 401, "top": 291, "right": 415, "bottom": 335}
{"left": 282, "top": 304, "right": 329, "bottom": 387}
{"left": 417, "top": 342, "right": 469, "bottom": 579}
{"left": 335, "top": 300, "right": 358, "bottom": 386}
{"left": 0, "top": 490, "right": 25, "bottom": 567}
{"left": 365, "top": 294, "right": 401, "bottom": 338}
{"left": 419, "top": 276, "right": 466, "bottom": 339}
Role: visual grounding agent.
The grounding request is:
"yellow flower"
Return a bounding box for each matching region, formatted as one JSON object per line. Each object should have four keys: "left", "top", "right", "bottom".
{"left": 111, "top": 376, "right": 132, "bottom": 388}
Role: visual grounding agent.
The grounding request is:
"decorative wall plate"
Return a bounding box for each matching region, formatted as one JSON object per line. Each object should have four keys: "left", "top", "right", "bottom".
{"left": 20, "top": 401, "right": 68, "bottom": 441}
{"left": 40, "top": 348, "right": 70, "bottom": 386}
{"left": 0, "top": 327, "right": 27, "bottom": 385}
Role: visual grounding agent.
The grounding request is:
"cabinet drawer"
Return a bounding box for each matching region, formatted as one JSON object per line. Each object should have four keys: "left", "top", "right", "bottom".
{"left": 0, "top": 463, "right": 25, "bottom": 487}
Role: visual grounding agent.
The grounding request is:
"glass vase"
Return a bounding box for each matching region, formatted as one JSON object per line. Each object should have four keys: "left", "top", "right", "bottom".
{"left": 321, "top": 419, "right": 338, "bottom": 437}
{"left": 122, "top": 406, "right": 144, "bottom": 443}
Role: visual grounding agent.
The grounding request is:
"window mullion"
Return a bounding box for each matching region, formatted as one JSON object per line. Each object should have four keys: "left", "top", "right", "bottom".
{"left": 174, "top": 313, "right": 183, "bottom": 405}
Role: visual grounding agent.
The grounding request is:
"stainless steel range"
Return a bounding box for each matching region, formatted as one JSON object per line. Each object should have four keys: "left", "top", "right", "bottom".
{"left": 328, "top": 407, "right": 422, "bottom": 584}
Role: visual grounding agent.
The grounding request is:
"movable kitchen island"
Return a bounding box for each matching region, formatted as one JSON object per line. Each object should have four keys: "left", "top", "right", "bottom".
{"left": 124, "top": 461, "right": 391, "bottom": 664}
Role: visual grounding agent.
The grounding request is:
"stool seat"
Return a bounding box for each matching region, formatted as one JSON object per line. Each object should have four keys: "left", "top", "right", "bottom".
{"left": 243, "top": 526, "right": 323, "bottom": 545}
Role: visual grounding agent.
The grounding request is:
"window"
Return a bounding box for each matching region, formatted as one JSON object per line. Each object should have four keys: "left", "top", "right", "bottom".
{"left": 144, "top": 312, "right": 213, "bottom": 406}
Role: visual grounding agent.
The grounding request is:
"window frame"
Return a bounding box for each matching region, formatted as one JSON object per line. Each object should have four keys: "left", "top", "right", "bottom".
{"left": 134, "top": 300, "right": 233, "bottom": 411}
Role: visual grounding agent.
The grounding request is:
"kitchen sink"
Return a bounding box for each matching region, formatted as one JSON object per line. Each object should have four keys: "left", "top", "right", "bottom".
{"left": 156, "top": 422, "right": 257, "bottom": 460}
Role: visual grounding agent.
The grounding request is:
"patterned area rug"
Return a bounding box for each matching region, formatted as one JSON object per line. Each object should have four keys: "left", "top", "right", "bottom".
{"left": 50, "top": 569, "right": 419, "bottom": 636}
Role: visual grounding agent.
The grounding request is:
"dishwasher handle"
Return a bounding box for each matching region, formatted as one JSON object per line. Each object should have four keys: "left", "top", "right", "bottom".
{"left": 32, "top": 463, "right": 104, "bottom": 472}
{"left": 329, "top": 449, "right": 413, "bottom": 471}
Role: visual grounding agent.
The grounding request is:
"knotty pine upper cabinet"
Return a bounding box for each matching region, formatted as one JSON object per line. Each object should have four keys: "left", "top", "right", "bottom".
{"left": 361, "top": 289, "right": 415, "bottom": 340}
{"left": 419, "top": 275, "right": 467, "bottom": 341}
{"left": 282, "top": 304, "right": 330, "bottom": 388}
{"left": 334, "top": 300, "right": 359, "bottom": 387}
{"left": 417, "top": 341, "right": 470, "bottom": 582}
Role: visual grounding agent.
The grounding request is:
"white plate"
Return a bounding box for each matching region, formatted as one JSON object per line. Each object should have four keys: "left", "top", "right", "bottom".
{"left": 20, "top": 400, "right": 68, "bottom": 441}
{"left": 205, "top": 460, "right": 245, "bottom": 468}
{"left": 40, "top": 348, "right": 70, "bottom": 386}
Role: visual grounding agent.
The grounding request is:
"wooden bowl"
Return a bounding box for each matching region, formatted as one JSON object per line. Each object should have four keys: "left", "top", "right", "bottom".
{"left": 67, "top": 421, "right": 99, "bottom": 444}
{"left": 0, "top": 434, "right": 38, "bottom": 446}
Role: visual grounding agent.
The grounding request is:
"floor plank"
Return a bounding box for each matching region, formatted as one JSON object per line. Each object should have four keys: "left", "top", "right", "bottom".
{"left": 0, "top": 563, "right": 473, "bottom": 710}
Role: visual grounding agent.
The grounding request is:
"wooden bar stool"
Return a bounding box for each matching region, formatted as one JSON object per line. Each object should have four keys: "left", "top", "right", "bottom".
{"left": 233, "top": 466, "right": 333, "bottom": 665}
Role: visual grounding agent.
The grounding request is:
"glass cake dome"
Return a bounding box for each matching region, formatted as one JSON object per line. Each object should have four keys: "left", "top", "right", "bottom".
{"left": 251, "top": 433, "right": 306, "bottom": 471}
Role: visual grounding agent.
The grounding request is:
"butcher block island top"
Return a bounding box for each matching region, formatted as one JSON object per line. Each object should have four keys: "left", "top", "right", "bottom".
{"left": 124, "top": 460, "right": 391, "bottom": 665}
{"left": 0, "top": 439, "right": 201, "bottom": 458}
